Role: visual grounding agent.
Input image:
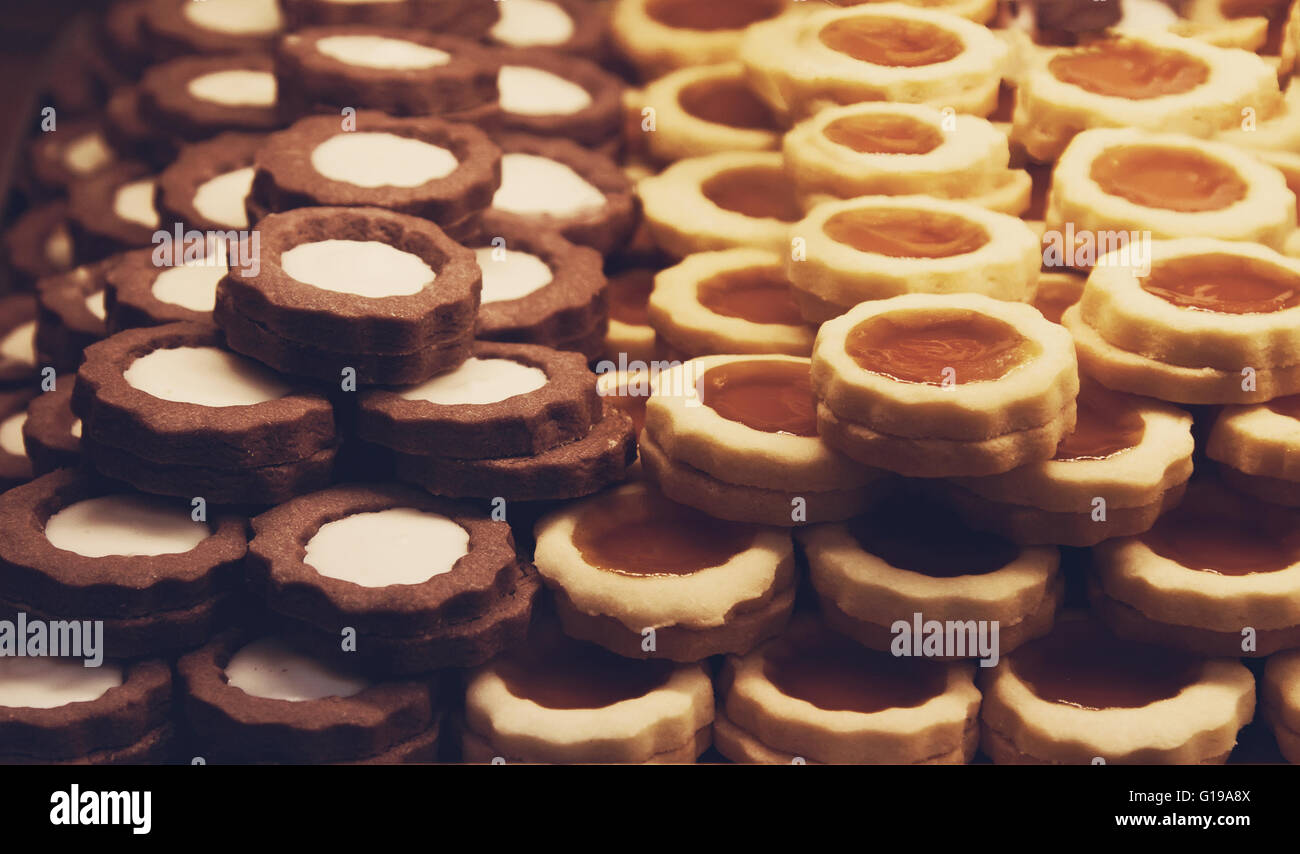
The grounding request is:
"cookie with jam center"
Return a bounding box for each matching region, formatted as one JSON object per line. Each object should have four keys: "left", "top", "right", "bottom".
{"left": 1209, "top": 390, "right": 1300, "bottom": 506}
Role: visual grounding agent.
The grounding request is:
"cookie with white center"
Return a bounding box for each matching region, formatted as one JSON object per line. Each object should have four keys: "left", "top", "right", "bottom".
{"left": 141, "top": 0, "right": 285, "bottom": 59}
{"left": 483, "top": 133, "right": 635, "bottom": 257}
{"left": 0, "top": 295, "right": 39, "bottom": 385}
{"left": 0, "top": 390, "right": 35, "bottom": 491}
{"left": 274, "top": 27, "right": 497, "bottom": 118}
{"left": 179, "top": 632, "right": 443, "bottom": 763}
{"left": 73, "top": 322, "right": 338, "bottom": 503}
{"left": 0, "top": 469, "right": 247, "bottom": 658}
{"left": 104, "top": 241, "right": 227, "bottom": 332}
{"left": 357, "top": 342, "right": 601, "bottom": 460}
{"left": 280, "top": 0, "right": 499, "bottom": 38}
{"left": 67, "top": 163, "right": 163, "bottom": 258}
{"left": 138, "top": 53, "right": 287, "bottom": 142}
{"left": 2, "top": 202, "right": 75, "bottom": 291}
{"left": 469, "top": 223, "right": 607, "bottom": 358}
{"left": 248, "top": 113, "right": 500, "bottom": 241}
{"left": 463, "top": 632, "right": 714, "bottom": 764}
{"left": 533, "top": 481, "right": 795, "bottom": 660}
{"left": 487, "top": 0, "right": 607, "bottom": 59}
{"left": 35, "top": 261, "right": 113, "bottom": 372}
{"left": 157, "top": 133, "right": 263, "bottom": 233}
{"left": 0, "top": 657, "right": 172, "bottom": 764}
{"left": 246, "top": 484, "right": 539, "bottom": 674}
{"left": 215, "top": 206, "right": 479, "bottom": 385}
{"left": 28, "top": 120, "right": 117, "bottom": 194}
{"left": 21, "top": 384, "right": 81, "bottom": 475}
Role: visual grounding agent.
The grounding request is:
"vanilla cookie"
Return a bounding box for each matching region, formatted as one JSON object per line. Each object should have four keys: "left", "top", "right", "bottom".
{"left": 1208, "top": 393, "right": 1300, "bottom": 506}
{"left": 635, "top": 62, "right": 781, "bottom": 162}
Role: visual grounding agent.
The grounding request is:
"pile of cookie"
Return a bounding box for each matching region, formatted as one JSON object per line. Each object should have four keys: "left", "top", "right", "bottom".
{"left": 1, "top": 0, "right": 1299, "bottom": 766}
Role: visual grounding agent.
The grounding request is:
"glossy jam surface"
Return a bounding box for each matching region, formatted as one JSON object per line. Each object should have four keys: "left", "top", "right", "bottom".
{"left": 701, "top": 167, "right": 804, "bottom": 222}
{"left": 823, "top": 208, "right": 988, "bottom": 258}
{"left": 497, "top": 642, "right": 674, "bottom": 709}
{"left": 573, "top": 489, "right": 757, "bottom": 576}
{"left": 645, "top": 0, "right": 782, "bottom": 30}
{"left": 678, "top": 78, "right": 778, "bottom": 130}
{"left": 1012, "top": 619, "right": 1200, "bottom": 710}
{"left": 845, "top": 309, "right": 1034, "bottom": 385}
{"left": 1048, "top": 40, "right": 1208, "bottom": 99}
{"left": 699, "top": 359, "right": 818, "bottom": 436}
{"left": 1090, "top": 146, "right": 1247, "bottom": 213}
{"left": 607, "top": 269, "right": 655, "bottom": 325}
{"left": 1141, "top": 255, "right": 1300, "bottom": 314}
{"left": 819, "top": 17, "right": 964, "bottom": 67}
{"left": 822, "top": 113, "right": 944, "bottom": 155}
{"left": 1141, "top": 497, "right": 1300, "bottom": 575}
{"left": 1052, "top": 385, "right": 1145, "bottom": 461}
{"left": 764, "top": 629, "right": 949, "bottom": 713}
{"left": 697, "top": 267, "right": 803, "bottom": 326}
{"left": 849, "top": 498, "right": 1019, "bottom": 577}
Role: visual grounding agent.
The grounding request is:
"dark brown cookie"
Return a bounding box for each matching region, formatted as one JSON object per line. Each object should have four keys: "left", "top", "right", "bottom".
{"left": 178, "top": 629, "right": 442, "bottom": 763}
{"left": 218, "top": 206, "right": 480, "bottom": 354}
{"left": 28, "top": 120, "right": 118, "bottom": 193}
{"left": 470, "top": 48, "right": 623, "bottom": 149}
{"left": 246, "top": 483, "right": 537, "bottom": 673}
{"left": 393, "top": 401, "right": 635, "bottom": 500}
{"left": 100, "top": 0, "right": 151, "bottom": 78}
{"left": 35, "top": 261, "right": 113, "bottom": 372}
{"left": 282, "top": 0, "right": 499, "bottom": 37}
{"left": 0, "top": 658, "right": 171, "bottom": 763}
{"left": 0, "top": 389, "right": 35, "bottom": 490}
{"left": 104, "top": 86, "right": 182, "bottom": 170}
{"left": 485, "top": 0, "right": 609, "bottom": 60}
{"left": 21, "top": 384, "right": 81, "bottom": 475}
{"left": 357, "top": 341, "right": 602, "bottom": 459}
{"left": 157, "top": 132, "right": 264, "bottom": 232}
{"left": 67, "top": 162, "right": 163, "bottom": 258}
{"left": 248, "top": 113, "right": 499, "bottom": 239}
{"left": 274, "top": 27, "right": 497, "bottom": 118}
{"left": 104, "top": 243, "right": 224, "bottom": 332}
{"left": 470, "top": 222, "right": 607, "bottom": 356}
{"left": 138, "top": 53, "right": 288, "bottom": 142}
{"left": 141, "top": 0, "right": 286, "bottom": 60}
{"left": 3, "top": 202, "right": 75, "bottom": 291}
{"left": 484, "top": 133, "right": 636, "bottom": 256}
{"left": 74, "top": 322, "right": 337, "bottom": 468}
{"left": 0, "top": 295, "right": 39, "bottom": 385}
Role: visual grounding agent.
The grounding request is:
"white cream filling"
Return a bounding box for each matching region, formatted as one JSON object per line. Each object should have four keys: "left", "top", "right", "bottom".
{"left": 315, "top": 35, "right": 450, "bottom": 70}
{"left": 63, "top": 132, "right": 112, "bottom": 175}
{"left": 193, "top": 166, "right": 254, "bottom": 228}
{"left": 70, "top": 419, "right": 82, "bottom": 440}
{"left": 187, "top": 70, "right": 277, "bottom": 107}
{"left": 399, "top": 357, "right": 547, "bottom": 405}
{"left": 113, "top": 179, "right": 159, "bottom": 229}
{"left": 225, "top": 638, "right": 368, "bottom": 702}
{"left": 124, "top": 346, "right": 290, "bottom": 407}
{"left": 304, "top": 508, "right": 470, "bottom": 587}
{"left": 45, "top": 494, "right": 209, "bottom": 557}
{"left": 0, "top": 411, "right": 26, "bottom": 457}
{"left": 499, "top": 65, "right": 592, "bottom": 117}
{"left": 182, "top": 0, "right": 282, "bottom": 35}
{"left": 0, "top": 658, "right": 123, "bottom": 710}
{"left": 45, "top": 226, "right": 73, "bottom": 268}
{"left": 280, "top": 240, "right": 434, "bottom": 297}
{"left": 492, "top": 153, "right": 605, "bottom": 217}
{"left": 310, "top": 133, "right": 458, "bottom": 188}
{"left": 151, "top": 263, "right": 223, "bottom": 313}
{"left": 474, "top": 248, "right": 553, "bottom": 303}
{"left": 84, "top": 291, "right": 106, "bottom": 321}
{"left": 0, "top": 321, "right": 36, "bottom": 367}
{"left": 491, "top": 0, "right": 575, "bottom": 46}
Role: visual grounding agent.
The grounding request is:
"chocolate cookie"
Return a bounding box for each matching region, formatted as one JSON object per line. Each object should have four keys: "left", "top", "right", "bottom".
{"left": 281, "top": 0, "right": 499, "bottom": 37}
{"left": 486, "top": 0, "right": 608, "bottom": 60}
{"left": 0, "top": 295, "right": 40, "bottom": 385}
{"left": 0, "top": 389, "right": 36, "bottom": 490}
{"left": 155, "top": 133, "right": 263, "bottom": 235}
{"left": 104, "top": 86, "right": 180, "bottom": 170}
{"left": 469, "top": 222, "right": 607, "bottom": 357}
{"left": 246, "top": 483, "right": 540, "bottom": 674}
{"left": 248, "top": 113, "right": 499, "bottom": 239}
{"left": 3, "top": 202, "right": 75, "bottom": 291}
{"left": 21, "top": 384, "right": 81, "bottom": 475}
{"left": 35, "top": 261, "right": 113, "bottom": 373}
{"left": 0, "top": 469, "right": 247, "bottom": 658}
{"left": 73, "top": 322, "right": 338, "bottom": 502}
{"left": 139, "top": 53, "right": 288, "bottom": 142}
{"left": 67, "top": 162, "right": 163, "bottom": 258}
{"left": 104, "top": 242, "right": 225, "bottom": 332}
{"left": 484, "top": 133, "right": 636, "bottom": 256}
{"left": 100, "top": 0, "right": 151, "bottom": 78}
{"left": 274, "top": 27, "right": 497, "bottom": 118}
{"left": 392, "top": 401, "right": 635, "bottom": 500}
{"left": 179, "top": 630, "right": 444, "bottom": 763}
{"left": 141, "top": 0, "right": 285, "bottom": 60}
{"left": 357, "top": 341, "right": 601, "bottom": 459}
{"left": 28, "top": 120, "right": 117, "bottom": 193}
{"left": 0, "top": 658, "right": 172, "bottom": 764}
